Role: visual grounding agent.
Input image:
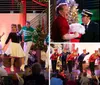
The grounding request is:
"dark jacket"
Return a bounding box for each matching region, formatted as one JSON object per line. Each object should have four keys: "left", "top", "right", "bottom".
{"left": 80, "top": 21, "right": 99, "bottom": 42}
{"left": 78, "top": 52, "right": 89, "bottom": 62}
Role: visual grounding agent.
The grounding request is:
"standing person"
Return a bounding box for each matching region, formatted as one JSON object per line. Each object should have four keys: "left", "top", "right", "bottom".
{"left": 3, "top": 24, "right": 25, "bottom": 72}
{"left": 18, "top": 21, "right": 38, "bottom": 65}
{"left": 89, "top": 50, "right": 99, "bottom": 75}
{"left": 61, "top": 48, "right": 70, "bottom": 70}
{"left": 78, "top": 49, "right": 89, "bottom": 73}
{"left": 50, "top": 49, "right": 60, "bottom": 72}
{"left": 51, "top": 3, "right": 79, "bottom": 42}
{"left": 80, "top": 9, "right": 99, "bottom": 42}
{"left": 66, "top": 50, "right": 78, "bottom": 73}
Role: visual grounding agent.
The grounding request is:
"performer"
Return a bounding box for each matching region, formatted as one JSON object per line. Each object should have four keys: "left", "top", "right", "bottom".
{"left": 50, "top": 49, "right": 60, "bottom": 72}
{"left": 66, "top": 50, "right": 78, "bottom": 73}
{"left": 61, "top": 48, "right": 70, "bottom": 70}
{"left": 80, "top": 9, "right": 99, "bottom": 42}
{"left": 3, "top": 24, "right": 25, "bottom": 72}
{"left": 18, "top": 21, "right": 38, "bottom": 65}
{"left": 88, "top": 50, "right": 99, "bottom": 75}
{"left": 78, "top": 49, "right": 89, "bottom": 73}
{"left": 51, "top": 3, "right": 79, "bottom": 42}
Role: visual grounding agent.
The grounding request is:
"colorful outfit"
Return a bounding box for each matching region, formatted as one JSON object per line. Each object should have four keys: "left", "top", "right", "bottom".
{"left": 51, "top": 15, "right": 70, "bottom": 42}
{"left": 78, "top": 52, "right": 89, "bottom": 72}
{"left": 66, "top": 53, "right": 78, "bottom": 73}
{"left": 89, "top": 53, "right": 99, "bottom": 75}
{"left": 19, "top": 26, "right": 38, "bottom": 65}
{"left": 50, "top": 52, "right": 60, "bottom": 72}
{"left": 5, "top": 32, "right": 25, "bottom": 57}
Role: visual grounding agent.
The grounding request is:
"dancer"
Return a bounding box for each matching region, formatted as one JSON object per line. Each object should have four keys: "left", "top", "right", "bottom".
{"left": 66, "top": 50, "right": 78, "bottom": 73}
{"left": 78, "top": 49, "right": 89, "bottom": 73}
{"left": 61, "top": 48, "right": 70, "bottom": 70}
{"left": 50, "top": 48, "right": 60, "bottom": 72}
{"left": 18, "top": 21, "right": 38, "bottom": 65}
{"left": 3, "top": 24, "right": 25, "bottom": 72}
{"left": 89, "top": 50, "right": 99, "bottom": 75}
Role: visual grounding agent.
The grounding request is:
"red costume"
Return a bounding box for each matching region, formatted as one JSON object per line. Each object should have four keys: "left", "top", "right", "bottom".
{"left": 51, "top": 15, "right": 70, "bottom": 42}
{"left": 50, "top": 53, "right": 60, "bottom": 60}
{"left": 66, "top": 51, "right": 78, "bottom": 62}
{"left": 89, "top": 53, "right": 99, "bottom": 62}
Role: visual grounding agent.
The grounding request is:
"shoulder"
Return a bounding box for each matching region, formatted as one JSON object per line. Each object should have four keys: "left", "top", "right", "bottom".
{"left": 30, "top": 27, "right": 36, "bottom": 31}
{"left": 90, "top": 21, "right": 99, "bottom": 26}
{"left": 22, "top": 26, "right": 26, "bottom": 29}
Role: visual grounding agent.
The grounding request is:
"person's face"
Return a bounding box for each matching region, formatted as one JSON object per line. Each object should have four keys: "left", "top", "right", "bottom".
{"left": 82, "top": 16, "right": 89, "bottom": 24}
{"left": 83, "top": 50, "right": 86, "bottom": 54}
{"left": 59, "top": 5, "right": 69, "bottom": 19}
{"left": 26, "top": 22, "right": 30, "bottom": 28}
{"left": 11, "top": 26, "right": 17, "bottom": 32}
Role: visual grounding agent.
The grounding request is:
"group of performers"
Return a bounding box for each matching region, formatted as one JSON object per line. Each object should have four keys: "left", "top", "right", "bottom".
{"left": 0, "top": 21, "right": 38, "bottom": 72}
{"left": 50, "top": 48, "right": 100, "bottom": 75}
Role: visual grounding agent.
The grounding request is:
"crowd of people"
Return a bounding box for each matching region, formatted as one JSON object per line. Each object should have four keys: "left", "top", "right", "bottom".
{"left": 50, "top": 47, "right": 100, "bottom": 85}
{"left": 50, "top": 47, "right": 100, "bottom": 74}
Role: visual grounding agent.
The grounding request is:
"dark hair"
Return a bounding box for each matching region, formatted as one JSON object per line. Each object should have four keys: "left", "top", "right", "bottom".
{"left": 17, "top": 24, "right": 22, "bottom": 31}
{"left": 56, "top": 4, "right": 67, "bottom": 15}
{"left": 11, "top": 24, "right": 16, "bottom": 28}
{"left": 32, "top": 63, "right": 41, "bottom": 74}
{"left": 26, "top": 21, "right": 30, "bottom": 24}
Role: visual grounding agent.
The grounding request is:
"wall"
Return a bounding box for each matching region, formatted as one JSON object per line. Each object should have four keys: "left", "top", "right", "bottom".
{"left": 0, "top": 13, "right": 39, "bottom": 47}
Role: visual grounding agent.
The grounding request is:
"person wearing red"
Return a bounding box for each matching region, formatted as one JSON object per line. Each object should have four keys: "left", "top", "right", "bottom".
{"left": 51, "top": 3, "right": 79, "bottom": 42}
{"left": 89, "top": 50, "right": 99, "bottom": 75}
{"left": 66, "top": 50, "right": 78, "bottom": 73}
{"left": 50, "top": 49, "right": 60, "bottom": 72}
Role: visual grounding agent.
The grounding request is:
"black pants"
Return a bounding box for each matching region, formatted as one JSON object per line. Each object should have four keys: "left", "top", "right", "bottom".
{"left": 62, "top": 59, "right": 67, "bottom": 70}
{"left": 52, "top": 60, "right": 57, "bottom": 72}
{"left": 79, "top": 61, "right": 83, "bottom": 73}
{"left": 68, "top": 60, "right": 73, "bottom": 73}
{"left": 89, "top": 62, "right": 95, "bottom": 75}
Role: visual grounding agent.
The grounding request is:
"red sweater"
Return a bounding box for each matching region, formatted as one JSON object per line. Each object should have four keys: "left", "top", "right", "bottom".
{"left": 51, "top": 15, "right": 70, "bottom": 42}
{"left": 89, "top": 54, "right": 99, "bottom": 62}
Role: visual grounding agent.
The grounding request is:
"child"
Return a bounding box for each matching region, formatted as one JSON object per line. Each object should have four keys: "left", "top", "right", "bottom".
{"left": 3, "top": 24, "right": 25, "bottom": 72}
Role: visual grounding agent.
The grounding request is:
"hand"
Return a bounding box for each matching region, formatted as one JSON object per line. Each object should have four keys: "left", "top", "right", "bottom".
{"left": 74, "top": 32, "right": 79, "bottom": 37}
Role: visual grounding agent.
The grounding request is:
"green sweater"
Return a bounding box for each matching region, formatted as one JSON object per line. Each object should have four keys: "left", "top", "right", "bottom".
{"left": 19, "top": 26, "right": 38, "bottom": 43}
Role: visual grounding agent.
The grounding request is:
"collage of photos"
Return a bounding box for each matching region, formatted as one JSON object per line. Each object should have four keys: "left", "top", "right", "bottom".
{"left": 0, "top": 0, "right": 100, "bottom": 85}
